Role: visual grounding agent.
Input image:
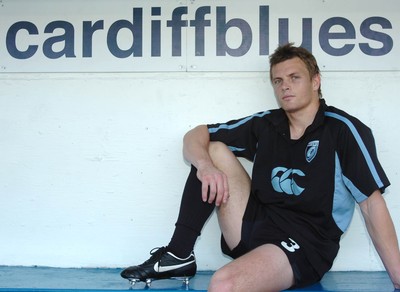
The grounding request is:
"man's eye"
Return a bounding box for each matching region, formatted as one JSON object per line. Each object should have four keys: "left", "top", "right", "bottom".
{"left": 273, "top": 79, "right": 282, "bottom": 85}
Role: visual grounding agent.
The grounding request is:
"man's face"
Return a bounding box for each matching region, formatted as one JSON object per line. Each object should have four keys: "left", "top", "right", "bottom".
{"left": 270, "top": 57, "right": 320, "bottom": 114}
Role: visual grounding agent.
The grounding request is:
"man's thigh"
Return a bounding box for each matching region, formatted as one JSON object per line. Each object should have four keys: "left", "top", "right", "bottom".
{"left": 209, "top": 244, "right": 294, "bottom": 292}
{"left": 208, "top": 142, "right": 251, "bottom": 250}
{"left": 219, "top": 196, "right": 324, "bottom": 289}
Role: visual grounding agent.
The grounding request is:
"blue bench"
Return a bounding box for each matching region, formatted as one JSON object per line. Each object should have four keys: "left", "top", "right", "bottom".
{"left": 0, "top": 266, "right": 397, "bottom": 292}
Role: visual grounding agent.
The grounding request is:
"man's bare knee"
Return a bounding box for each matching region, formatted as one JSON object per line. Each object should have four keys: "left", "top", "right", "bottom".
{"left": 208, "top": 269, "right": 236, "bottom": 292}
{"left": 208, "top": 141, "right": 231, "bottom": 160}
{"left": 208, "top": 141, "right": 242, "bottom": 173}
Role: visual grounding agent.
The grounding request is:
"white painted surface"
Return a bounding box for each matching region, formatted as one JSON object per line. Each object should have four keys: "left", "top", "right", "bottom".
{"left": 0, "top": 71, "right": 399, "bottom": 272}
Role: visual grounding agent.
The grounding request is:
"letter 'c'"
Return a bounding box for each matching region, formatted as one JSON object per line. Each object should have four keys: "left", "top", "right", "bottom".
{"left": 6, "top": 21, "right": 39, "bottom": 59}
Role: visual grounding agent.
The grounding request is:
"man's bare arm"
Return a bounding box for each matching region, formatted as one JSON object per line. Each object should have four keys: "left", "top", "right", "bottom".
{"left": 360, "top": 190, "right": 400, "bottom": 289}
{"left": 183, "top": 125, "right": 229, "bottom": 206}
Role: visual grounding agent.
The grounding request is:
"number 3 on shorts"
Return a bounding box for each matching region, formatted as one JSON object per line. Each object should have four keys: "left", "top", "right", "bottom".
{"left": 281, "top": 238, "right": 300, "bottom": 253}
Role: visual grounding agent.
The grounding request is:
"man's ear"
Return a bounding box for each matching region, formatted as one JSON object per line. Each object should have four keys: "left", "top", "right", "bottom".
{"left": 312, "top": 73, "right": 321, "bottom": 92}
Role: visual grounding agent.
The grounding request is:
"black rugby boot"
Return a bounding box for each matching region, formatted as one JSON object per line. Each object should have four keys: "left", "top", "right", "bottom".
{"left": 120, "top": 247, "right": 197, "bottom": 286}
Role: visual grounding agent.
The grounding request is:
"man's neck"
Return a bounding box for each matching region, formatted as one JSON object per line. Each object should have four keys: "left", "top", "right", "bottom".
{"left": 287, "top": 99, "right": 320, "bottom": 140}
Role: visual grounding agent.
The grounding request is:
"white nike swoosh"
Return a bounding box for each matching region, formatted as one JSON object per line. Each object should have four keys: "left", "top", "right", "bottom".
{"left": 154, "top": 260, "right": 195, "bottom": 273}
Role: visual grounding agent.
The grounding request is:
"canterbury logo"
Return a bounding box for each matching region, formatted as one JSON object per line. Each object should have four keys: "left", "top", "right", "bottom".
{"left": 271, "top": 167, "right": 305, "bottom": 196}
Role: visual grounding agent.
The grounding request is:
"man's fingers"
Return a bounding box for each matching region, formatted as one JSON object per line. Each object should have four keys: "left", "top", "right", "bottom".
{"left": 201, "top": 181, "right": 209, "bottom": 202}
{"left": 214, "top": 175, "right": 227, "bottom": 206}
{"left": 208, "top": 182, "right": 217, "bottom": 204}
{"left": 200, "top": 171, "right": 229, "bottom": 206}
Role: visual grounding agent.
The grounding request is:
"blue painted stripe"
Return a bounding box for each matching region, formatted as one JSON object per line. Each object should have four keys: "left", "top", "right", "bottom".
{"left": 325, "top": 112, "right": 384, "bottom": 188}
{"left": 208, "top": 111, "right": 270, "bottom": 134}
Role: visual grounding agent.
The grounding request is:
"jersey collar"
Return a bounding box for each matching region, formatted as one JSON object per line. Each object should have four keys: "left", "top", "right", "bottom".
{"left": 271, "top": 99, "right": 328, "bottom": 140}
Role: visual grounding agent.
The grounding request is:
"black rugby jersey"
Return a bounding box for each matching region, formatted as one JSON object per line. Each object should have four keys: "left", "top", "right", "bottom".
{"left": 207, "top": 99, "right": 390, "bottom": 271}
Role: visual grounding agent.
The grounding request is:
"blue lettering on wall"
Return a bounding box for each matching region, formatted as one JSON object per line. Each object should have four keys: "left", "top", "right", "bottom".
{"left": 83, "top": 20, "right": 104, "bottom": 58}
{"left": 167, "top": 6, "right": 188, "bottom": 57}
{"left": 107, "top": 8, "right": 143, "bottom": 58}
{"left": 259, "top": 6, "right": 270, "bottom": 55}
{"left": 7, "top": 21, "right": 39, "bottom": 59}
{"left": 4, "top": 5, "right": 395, "bottom": 60}
{"left": 216, "top": 6, "right": 252, "bottom": 57}
{"left": 279, "top": 18, "right": 312, "bottom": 53}
{"left": 151, "top": 7, "right": 162, "bottom": 57}
{"left": 190, "top": 6, "right": 211, "bottom": 56}
{"left": 43, "top": 21, "right": 76, "bottom": 59}
{"left": 360, "top": 17, "right": 393, "bottom": 56}
{"left": 319, "top": 17, "right": 356, "bottom": 56}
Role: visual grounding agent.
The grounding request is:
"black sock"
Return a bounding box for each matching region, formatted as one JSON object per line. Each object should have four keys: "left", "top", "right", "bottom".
{"left": 167, "top": 165, "right": 215, "bottom": 258}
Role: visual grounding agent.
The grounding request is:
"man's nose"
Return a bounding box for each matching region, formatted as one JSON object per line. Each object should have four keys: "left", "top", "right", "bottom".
{"left": 281, "top": 79, "right": 290, "bottom": 91}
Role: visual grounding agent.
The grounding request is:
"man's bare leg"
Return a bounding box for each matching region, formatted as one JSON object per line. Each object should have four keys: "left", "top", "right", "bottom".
{"left": 209, "top": 244, "right": 294, "bottom": 292}
{"left": 208, "top": 142, "right": 294, "bottom": 292}
{"left": 208, "top": 141, "right": 250, "bottom": 249}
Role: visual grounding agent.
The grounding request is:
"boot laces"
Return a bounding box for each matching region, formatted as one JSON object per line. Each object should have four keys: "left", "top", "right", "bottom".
{"left": 141, "top": 247, "right": 167, "bottom": 266}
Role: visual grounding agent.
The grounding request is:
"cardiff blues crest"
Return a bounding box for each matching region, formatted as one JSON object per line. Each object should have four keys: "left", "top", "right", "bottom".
{"left": 305, "top": 140, "right": 319, "bottom": 163}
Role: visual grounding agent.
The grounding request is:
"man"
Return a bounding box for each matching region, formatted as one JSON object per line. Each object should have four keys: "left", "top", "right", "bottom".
{"left": 121, "top": 44, "right": 400, "bottom": 291}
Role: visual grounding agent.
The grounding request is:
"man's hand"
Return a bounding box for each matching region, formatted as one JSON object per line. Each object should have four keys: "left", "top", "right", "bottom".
{"left": 196, "top": 164, "right": 229, "bottom": 207}
{"left": 182, "top": 125, "right": 230, "bottom": 207}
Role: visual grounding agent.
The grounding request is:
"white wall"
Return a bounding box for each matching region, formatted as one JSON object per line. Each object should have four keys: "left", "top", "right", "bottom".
{"left": 0, "top": 70, "right": 399, "bottom": 271}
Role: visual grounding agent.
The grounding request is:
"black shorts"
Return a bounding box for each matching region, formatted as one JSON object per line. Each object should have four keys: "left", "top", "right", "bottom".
{"left": 220, "top": 194, "right": 331, "bottom": 289}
